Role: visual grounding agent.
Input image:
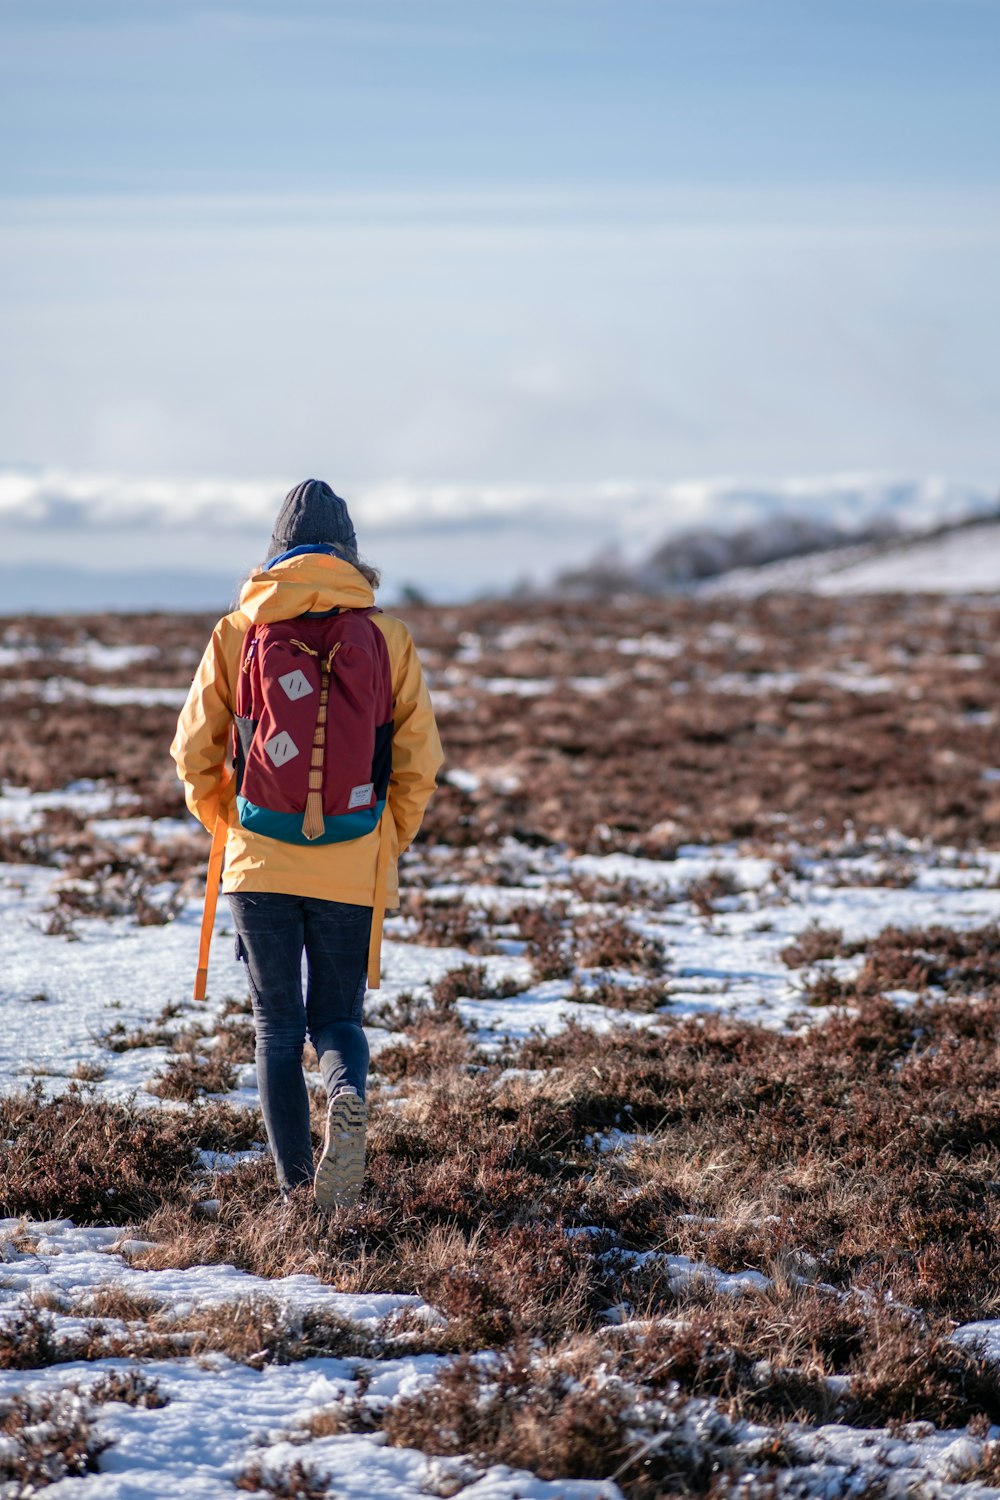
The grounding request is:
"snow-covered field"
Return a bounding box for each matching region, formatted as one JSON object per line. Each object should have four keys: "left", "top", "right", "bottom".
{"left": 3, "top": 600, "right": 1000, "bottom": 1497}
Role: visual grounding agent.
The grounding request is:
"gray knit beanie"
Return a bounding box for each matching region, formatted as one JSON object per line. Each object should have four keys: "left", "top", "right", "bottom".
{"left": 265, "top": 479, "right": 358, "bottom": 561}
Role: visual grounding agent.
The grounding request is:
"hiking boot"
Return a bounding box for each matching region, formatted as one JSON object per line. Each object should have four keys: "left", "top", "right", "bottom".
{"left": 313, "top": 1087, "right": 367, "bottom": 1211}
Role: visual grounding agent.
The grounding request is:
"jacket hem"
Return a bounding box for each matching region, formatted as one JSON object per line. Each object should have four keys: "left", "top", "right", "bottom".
{"left": 221, "top": 867, "right": 398, "bottom": 907}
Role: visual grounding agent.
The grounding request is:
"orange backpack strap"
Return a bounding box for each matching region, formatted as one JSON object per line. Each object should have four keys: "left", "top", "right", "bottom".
{"left": 194, "top": 813, "right": 229, "bottom": 1001}
{"left": 366, "top": 802, "right": 393, "bottom": 990}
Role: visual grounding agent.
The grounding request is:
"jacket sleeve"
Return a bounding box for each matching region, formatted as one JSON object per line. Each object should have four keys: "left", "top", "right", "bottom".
{"left": 389, "top": 628, "right": 443, "bottom": 852}
{"left": 170, "top": 618, "right": 237, "bottom": 832}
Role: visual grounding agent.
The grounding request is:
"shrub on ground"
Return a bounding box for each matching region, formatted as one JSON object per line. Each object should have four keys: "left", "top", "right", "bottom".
{"left": 0, "top": 1085, "right": 260, "bottom": 1222}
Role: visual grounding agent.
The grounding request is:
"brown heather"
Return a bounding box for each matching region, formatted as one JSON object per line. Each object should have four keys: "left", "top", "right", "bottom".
{"left": 428, "top": 962, "right": 523, "bottom": 1007}
{"left": 398, "top": 891, "right": 500, "bottom": 953}
{"left": 6, "top": 600, "right": 1000, "bottom": 1491}
{"left": 0, "top": 1389, "right": 109, "bottom": 1491}
{"left": 86, "top": 1368, "right": 169, "bottom": 1409}
{"left": 6, "top": 594, "right": 1000, "bottom": 855}
{"left": 780, "top": 923, "right": 845, "bottom": 968}
{"left": 0, "top": 1084, "right": 261, "bottom": 1222}
{"left": 122, "top": 986, "right": 1000, "bottom": 1444}
{"left": 235, "top": 1457, "right": 331, "bottom": 1498}
{"left": 5, "top": 981, "right": 999, "bottom": 1429}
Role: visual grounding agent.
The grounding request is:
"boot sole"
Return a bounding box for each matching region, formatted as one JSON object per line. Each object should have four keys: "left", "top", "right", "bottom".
{"left": 313, "top": 1091, "right": 367, "bottom": 1211}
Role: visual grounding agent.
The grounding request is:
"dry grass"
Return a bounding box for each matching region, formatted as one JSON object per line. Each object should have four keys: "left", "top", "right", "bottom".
{"left": 6, "top": 595, "right": 1000, "bottom": 857}
{"left": 14, "top": 973, "right": 987, "bottom": 1346}
{"left": 6, "top": 600, "right": 1000, "bottom": 1493}
{"left": 146, "top": 1046, "right": 239, "bottom": 1101}
{"left": 0, "top": 1084, "right": 260, "bottom": 1222}
{"left": 6, "top": 973, "right": 984, "bottom": 1429}
{"left": 282, "top": 1339, "right": 765, "bottom": 1497}
{"left": 102, "top": 998, "right": 188, "bottom": 1052}
{"left": 3, "top": 902, "right": 1000, "bottom": 1492}
{"left": 382, "top": 1340, "right": 637, "bottom": 1482}
{"left": 406, "top": 593, "right": 1000, "bottom": 854}
{"left": 270, "top": 1301, "right": 1000, "bottom": 1495}
{"left": 780, "top": 923, "right": 845, "bottom": 968}
{"left": 397, "top": 892, "right": 501, "bottom": 953}
{"left": 235, "top": 1458, "right": 331, "bottom": 1498}
{"left": 0, "top": 1302, "right": 185, "bottom": 1369}
{"left": 0, "top": 1388, "right": 108, "bottom": 1491}
{"left": 166, "top": 1297, "right": 375, "bottom": 1366}
{"left": 87, "top": 1368, "right": 169, "bottom": 1408}
{"left": 574, "top": 912, "right": 667, "bottom": 974}
{"left": 428, "top": 963, "right": 523, "bottom": 1007}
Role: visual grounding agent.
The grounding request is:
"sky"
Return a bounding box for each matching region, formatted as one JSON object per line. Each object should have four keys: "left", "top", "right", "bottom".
{"left": 1, "top": 0, "right": 999, "bottom": 601}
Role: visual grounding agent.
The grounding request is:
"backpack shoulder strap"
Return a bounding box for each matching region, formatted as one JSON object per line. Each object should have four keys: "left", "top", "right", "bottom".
{"left": 367, "top": 801, "right": 393, "bottom": 990}
{"left": 194, "top": 810, "right": 228, "bottom": 1001}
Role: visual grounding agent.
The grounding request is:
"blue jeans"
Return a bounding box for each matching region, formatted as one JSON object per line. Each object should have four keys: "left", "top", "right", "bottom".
{"left": 228, "top": 892, "right": 372, "bottom": 1191}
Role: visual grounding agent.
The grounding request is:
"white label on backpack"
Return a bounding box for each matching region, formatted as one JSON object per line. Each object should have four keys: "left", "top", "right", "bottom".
{"left": 264, "top": 730, "right": 300, "bottom": 767}
{"left": 348, "top": 782, "right": 374, "bottom": 809}
{"left": 279, "top": 669, "right": 313, "bottom": 701}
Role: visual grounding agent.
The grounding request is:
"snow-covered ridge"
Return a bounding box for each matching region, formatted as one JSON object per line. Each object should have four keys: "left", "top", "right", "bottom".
{"left": 702, "top": 515, "right": 1000, "bottom": 597}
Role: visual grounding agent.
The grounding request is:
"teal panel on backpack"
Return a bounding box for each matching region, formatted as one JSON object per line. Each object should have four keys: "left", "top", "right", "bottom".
{"left": 236, "top": 796, "right": 384, "bottom": 845}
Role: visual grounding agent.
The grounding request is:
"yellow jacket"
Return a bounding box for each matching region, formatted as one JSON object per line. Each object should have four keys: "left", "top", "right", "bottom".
{"left": 170, "top": 553, "right": 442, "bottom": 982}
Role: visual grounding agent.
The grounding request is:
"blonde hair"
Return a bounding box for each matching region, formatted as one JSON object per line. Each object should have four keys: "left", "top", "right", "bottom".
{"left": 339, "top": 547, "right": 382, "bottom": 590}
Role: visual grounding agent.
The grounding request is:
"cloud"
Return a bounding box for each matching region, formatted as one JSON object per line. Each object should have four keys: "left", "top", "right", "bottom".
{"left": 1, "top": 466, "right": 994, "bottom": 604}
{"left": 1, "top": 465, "right": 991, "bottom": 544}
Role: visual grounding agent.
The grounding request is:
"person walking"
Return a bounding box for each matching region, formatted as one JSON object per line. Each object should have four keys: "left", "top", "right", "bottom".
{"left": 171, "top": 479, "right": 442, "bottom": 1209}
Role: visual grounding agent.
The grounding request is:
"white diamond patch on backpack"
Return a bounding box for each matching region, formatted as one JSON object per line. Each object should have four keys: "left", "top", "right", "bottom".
{"left": 263, "top": 730, "right": 300, "bottom": 767}
{"left": 278, "top": 669, "right": 314, "bottom": 701}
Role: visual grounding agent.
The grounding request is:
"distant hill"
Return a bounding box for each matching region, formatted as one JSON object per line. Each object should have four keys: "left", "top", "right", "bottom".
{"left": 555, "top": 503, "right": 1000, "bottom": 599}
{"left": 701, "top": 513, "right": 1000, "bottom": 596}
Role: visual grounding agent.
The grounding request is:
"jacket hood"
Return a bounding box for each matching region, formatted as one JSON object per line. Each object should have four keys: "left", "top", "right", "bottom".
{"left": 239, "top": 553, "right": 375, "bottom": 624}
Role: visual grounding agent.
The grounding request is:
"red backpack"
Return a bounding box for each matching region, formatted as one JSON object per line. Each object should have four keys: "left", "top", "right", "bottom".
{"left": 233, "top": 608, "right": 393, "bottom": 844}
